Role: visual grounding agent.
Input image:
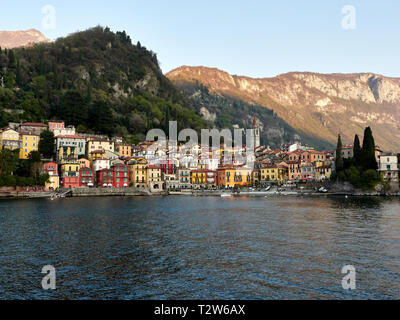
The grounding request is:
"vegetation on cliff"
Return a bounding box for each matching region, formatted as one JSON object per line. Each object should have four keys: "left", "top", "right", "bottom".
{"left": 0, "top": 27, "right": 205, "bottom": 143}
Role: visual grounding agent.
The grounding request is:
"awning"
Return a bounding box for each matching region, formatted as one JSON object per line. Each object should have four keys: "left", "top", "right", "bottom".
{"left": 108, "top": 184, "right": 113, "bottom": 187}
{"left": 103, "top": 184, "right": 107, "bottom": 187}
{"left": 123, "top": 184, "right": 128, "bottom": 187}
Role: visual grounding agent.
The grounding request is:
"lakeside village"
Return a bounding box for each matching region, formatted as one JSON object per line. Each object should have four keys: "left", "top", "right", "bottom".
{"left": 0, "top": 117, "right": 399, "bottom": 198}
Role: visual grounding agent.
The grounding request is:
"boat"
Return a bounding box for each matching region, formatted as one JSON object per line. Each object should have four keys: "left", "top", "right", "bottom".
{"left": 221, "top": 194, "right": 233, "bottom": 198}
{"left": 318, "top": 187, "right": 328, "bottom": 193}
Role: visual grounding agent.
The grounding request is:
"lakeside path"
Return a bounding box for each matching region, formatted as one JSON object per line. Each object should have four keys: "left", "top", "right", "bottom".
{"left": 1, "top": 188, "right": 400, "bottom": 200}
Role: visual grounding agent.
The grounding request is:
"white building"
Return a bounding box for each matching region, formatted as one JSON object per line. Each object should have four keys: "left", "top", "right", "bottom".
{"left": 378, "top": 153, "right": 399, "bottom": 182}
{"left": 93, "top": 159, "right": 111, "bottom": 172}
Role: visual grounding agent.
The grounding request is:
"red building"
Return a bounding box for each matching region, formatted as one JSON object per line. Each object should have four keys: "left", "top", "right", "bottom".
{"left": 79, "top": 167, "right": 95, "bottom": 187}
{"left": 159, "top": 160, "right": 177, "bottom": 175}
{"left": 42, "top": 162, "right": 58, "bottom": 176}
{"left": 48, "top": 121, "right": 65, "bottom": 131}
{"left": 96, "top": 169, "right": 114, "bottom": 188}
{"left": 111, "top": 163, "right": 130, "bottom": 188}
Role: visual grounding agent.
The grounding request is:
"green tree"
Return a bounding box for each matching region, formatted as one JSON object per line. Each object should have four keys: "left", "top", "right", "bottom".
{"left": 360, "top": 127, "right": 377, "bottom": 171}
{"left": 8, "top": 49, "right": 15, "bottom": 66}
{"left": 353, "top": 134, "right": 361, "bottom": 164}
{"left": 39, "top": 130, "right": 55, "bottom": 159}
{"left": 59, "top": 90, "right": 88, "bottom": 126}
{"left": 0, "top": 149, "right": 19, "bottom": 175}
{"left": 335, "top": 134, "right": 344, "bottom": 173}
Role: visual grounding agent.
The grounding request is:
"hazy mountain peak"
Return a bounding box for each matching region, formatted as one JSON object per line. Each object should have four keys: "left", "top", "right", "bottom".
{"left": 0, "top": 29, "right": 51, "bottom": 49}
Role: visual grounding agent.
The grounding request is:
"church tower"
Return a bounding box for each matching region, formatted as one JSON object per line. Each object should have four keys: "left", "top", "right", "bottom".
{"left": 252, "top": 116, "right": 261, "bottom": 149}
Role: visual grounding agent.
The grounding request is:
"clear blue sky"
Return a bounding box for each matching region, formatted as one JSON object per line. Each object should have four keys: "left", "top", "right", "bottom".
{"left": 2, "top": 0, "right": 400, "bottom": 78}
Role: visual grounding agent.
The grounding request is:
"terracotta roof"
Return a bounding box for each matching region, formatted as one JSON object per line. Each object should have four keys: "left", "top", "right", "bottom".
{"left": 19, "top": 131, "right": 39, "bottom": 136}
{"left": 20, "top": 123, "right": 47, "bottom": 127}
{"left": 57, "top": 135, "right": 85, "bottom": 139}
{"left": 146, "top": 165, "right": 161, "bottom": 169}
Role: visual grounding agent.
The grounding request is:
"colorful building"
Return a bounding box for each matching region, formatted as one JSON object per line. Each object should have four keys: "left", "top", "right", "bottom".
{"left": 252, "top": 168, "right": 260, "bottom": 186}
{"left": 159, "top": 160, "right": 177, "bottom": 175}
{"left": 42, "top": 161, "right": 60, "bottom": 191}
{"left": 111, "top": 163, "right": 129, "bottom": 188}
{"left": 288, "top": 160, "right": 301, "bottom": 181}
{"left": 128, "top": 157, "right": 148, "bottom": 189}
{"left": 315, "top": 165, "right": 332, "bottom": 181}
{"left": 191, "top": 169, "right": 217, "bottom": 188}
{"left": 56, "top": 135, "right": 86, "bottom": 159}
{"left": 146, "top": 165, "right": 163, "bottom": 192}
{"left": 79, "top": 158, "right": 90, "bottom": 169}
{"left": 79, "top": 167, "right": 95, "bottom": 187}
{"left": 90, "top": 150, "right": 110, "bottom": 172}
{"left": 61, "top": 160, "right": 80, "bottom": 188}
{"left": 177, "top": 168, "right": 191, "bottom": 188}
{"left": 87, "top": 139, "right": 115, "bottom": 156}
{"left": 260, "top": 164, "right": 288, "bottom": 183}
{"left": 19, "top": 132, "right": 39, "bottom": 159}
{"left": 118, "top": 144, "right": 132, "bottom": 157}
{"left": 0, "top": 128, "right": 20, "bottom": 151}
{"left": 96, "top": 169, "right": 114, "bottom": 188}
{"left": 300, "top": 162, "right": 315, "bottom": 181}
{"left": 217, "top": 166, "right": 251, "bottom": 188}
{"left": 48, "top": 120, "right": 65, "bottom": 132}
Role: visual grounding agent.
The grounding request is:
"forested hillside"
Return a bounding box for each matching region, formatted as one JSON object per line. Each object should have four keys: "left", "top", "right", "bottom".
{"left": 0, "top": 27, "right": 205, "bottom": 142}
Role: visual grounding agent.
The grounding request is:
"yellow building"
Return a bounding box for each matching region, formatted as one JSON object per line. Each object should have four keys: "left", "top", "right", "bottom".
{"left": 146, "top": 165, "right": 162, "bottom": 183}
{"left": 61, "top": 161, "right": 80, "bottom": 173}
{"left": 0, "top": 128, "right": 20, "bottom": 151}
{"left": 19, "top": 132, "right": 39, "bottom": 159}
{"left": 217, "top": 166, "right": 251, "bottom": 188}
{"left": 58, "top": 145, "right": 78, "bottom": 161}
{"left": 146, "top": 165, "right": 163, "bottom": 192}
{"left": 128, "top": 157, "right": 148, "bottom": 188}
{"left": 87, "top": 139, "right": 115, "bottom": 156}
{"left": 260, "top": 164, "right": 288, "bottom": 183}
{"left": 45, "top": 175, "right": 60, "bottom": 191}
{"left": 252, "top": 169, "right": 260, "bottom": 186}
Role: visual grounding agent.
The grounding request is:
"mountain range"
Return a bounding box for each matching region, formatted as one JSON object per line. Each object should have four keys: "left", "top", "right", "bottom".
{"left": 167, "top": 66, "right": 400, "bottom": 151}
{"left": 1, "top": 26, "right": 399, "bottom": 151}
{"left": 0, "top": 29, "right": 51, "bottom": 49}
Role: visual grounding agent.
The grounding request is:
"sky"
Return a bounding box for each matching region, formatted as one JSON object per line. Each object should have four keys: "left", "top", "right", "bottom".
{"left": 1, "top": 0, "right": 400, "bottom": 78}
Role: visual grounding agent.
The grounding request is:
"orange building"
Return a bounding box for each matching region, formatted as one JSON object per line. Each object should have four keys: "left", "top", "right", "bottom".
{"left": 118, "top": 144, "right": 132, "bottom": 157}
{"left": 217, "top": 166, "right": 252, "bottom": 188}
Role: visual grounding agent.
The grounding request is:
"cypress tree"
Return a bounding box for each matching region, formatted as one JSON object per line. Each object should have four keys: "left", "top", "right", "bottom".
{"left": 8, "top": 49, "right": 15, "bottom": 66}
{"left": 335, "top": 134, "right": 344, "bottom": 172}
{"left": 360, "top": 127, "right": 377, "bottom": 170}
{"left": 353, "top": 134, "right": 361, "bottom": 164}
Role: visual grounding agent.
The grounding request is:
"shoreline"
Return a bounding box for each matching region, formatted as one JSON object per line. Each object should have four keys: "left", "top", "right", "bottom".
{"left": 1, "top": 188, "right": 400, "bottom": 200}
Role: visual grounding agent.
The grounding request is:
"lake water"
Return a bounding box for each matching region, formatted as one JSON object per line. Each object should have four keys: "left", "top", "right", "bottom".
{"left": 0, "top": 196, "right": 399, "bottom": 300}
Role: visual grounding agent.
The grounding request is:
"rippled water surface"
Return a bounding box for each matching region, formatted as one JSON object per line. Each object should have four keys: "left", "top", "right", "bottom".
{"left": 0, "top": 196, "right": 399, "bottom": 299}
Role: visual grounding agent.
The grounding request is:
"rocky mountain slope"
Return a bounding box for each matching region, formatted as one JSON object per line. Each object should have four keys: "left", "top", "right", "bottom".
{"left": 0, "top": 29, "right": 51, "bottom": 49}
{"left": 167, "top": 66, "right": 400, "bottom": 151}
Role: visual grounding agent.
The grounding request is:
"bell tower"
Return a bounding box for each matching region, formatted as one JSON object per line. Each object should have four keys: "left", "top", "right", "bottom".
{"left": 252, "top": 116, "right": 261, "bottom": 148}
